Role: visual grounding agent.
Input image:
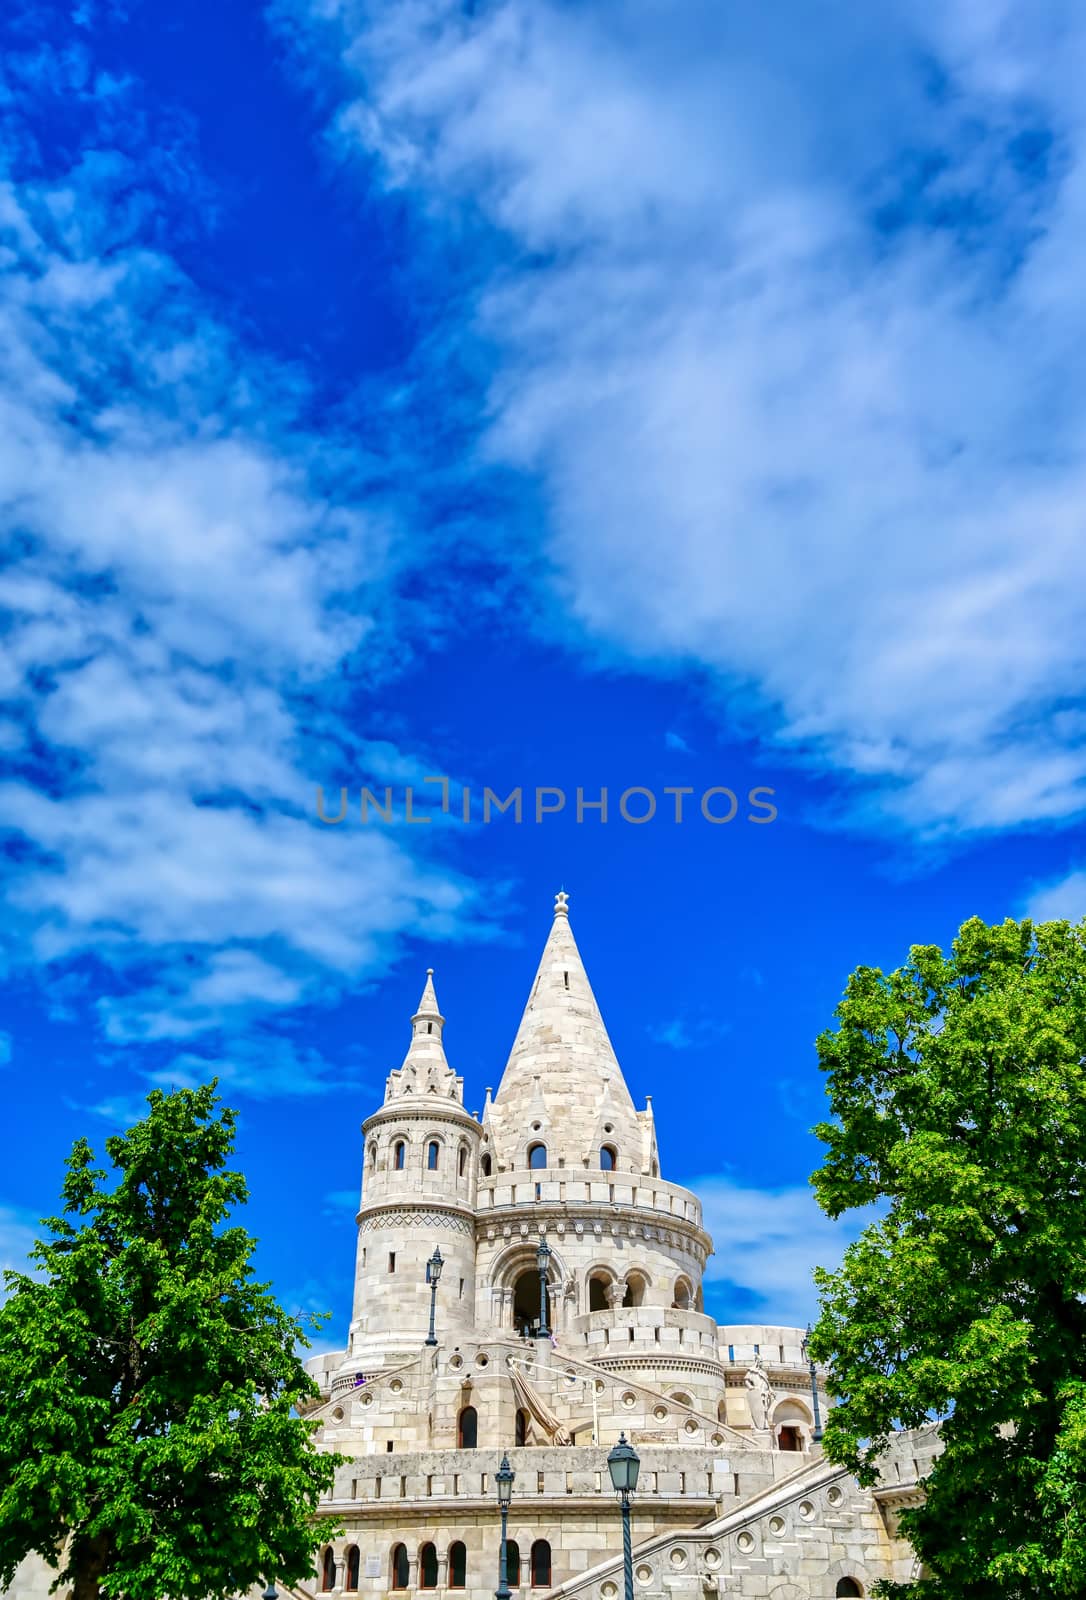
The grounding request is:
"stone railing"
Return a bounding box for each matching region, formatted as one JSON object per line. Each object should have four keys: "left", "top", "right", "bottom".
{"left": 476, "top": 1171, "right": 702, "bottom": 1226}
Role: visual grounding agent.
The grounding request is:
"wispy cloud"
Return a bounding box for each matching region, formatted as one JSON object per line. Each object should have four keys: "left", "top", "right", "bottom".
{"left": 279, "top": 0, "right": 1086, "bottom": 839}
{"left": 693, "top": 1175, "right": 874, "bottom": 1328}
{"left": 648, "top": 1015, "right": 729, "bottom": 1051}
{"left": 664, "top": 730, "right": 691, "bottom": 754}
{"left": 0, "top": 1204, "right": 40, "bottom": 1299}
{"left": 0, "top": 49, "right": 496, "bottom": 1089}
{"left": 1022, "top": 870, "right": 1086, "bottom": 923}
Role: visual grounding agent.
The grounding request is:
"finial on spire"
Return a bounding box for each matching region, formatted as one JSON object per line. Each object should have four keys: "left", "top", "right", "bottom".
{"left": 412, "top": 968, "right": 443, "bottom": 1025}
{"left": 554, "top": 889, "right": 570, "bottom": 918}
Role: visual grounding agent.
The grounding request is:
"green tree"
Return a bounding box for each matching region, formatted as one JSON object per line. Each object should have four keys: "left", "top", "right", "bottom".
{"left": 0, "top": 1084, "right": 341, "bottom": 1600}
{"left": 809, "top": 915, "right": 1086, "bottom": 1598}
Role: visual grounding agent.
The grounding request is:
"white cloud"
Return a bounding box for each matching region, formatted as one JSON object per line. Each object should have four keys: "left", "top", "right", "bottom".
{"left": 1022, "top": 869, "right": 1086, "bottom": 923}
{"left": 692, "top": 1176, "right": 873, "bottom": 1328}
{"left": 0, "top": 73, "right": 493, "bottom": 1075}
{"left": 0, "top": 1032, "right": 10, "bottom": 1067}
{"left": 0, "top": 1204, "right": 39, "bottom": 1299}
{"left": 647, "top": 1015, "right": 729, "bottom": 1052}
{"left": 281, "top": 0, "right": 1086, "bottom": 837}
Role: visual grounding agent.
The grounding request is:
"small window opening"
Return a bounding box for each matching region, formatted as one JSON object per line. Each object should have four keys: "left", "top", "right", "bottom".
{"left": 389, "top": 1252, "right": 396, "bottom": 1273}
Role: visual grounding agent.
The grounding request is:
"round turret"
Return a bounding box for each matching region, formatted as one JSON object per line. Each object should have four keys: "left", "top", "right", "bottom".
{"left": 348, "top": 972, "right": 481, "bottom": 1366}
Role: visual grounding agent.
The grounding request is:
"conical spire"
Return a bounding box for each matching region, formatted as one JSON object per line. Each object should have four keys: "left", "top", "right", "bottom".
{"left": 383, "top": 969, "right": 463, "bottom": 1104}
{"left": 488, "top": 892, "right": 643, "bottom": 1170}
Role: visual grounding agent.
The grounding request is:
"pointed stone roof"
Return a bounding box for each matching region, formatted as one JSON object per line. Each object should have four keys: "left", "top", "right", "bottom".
{"left": 488, "top": 892, "right": 644, "bottom": 1170}
{"left": 383, "top": 969, "right": 463, "bottom": 1105}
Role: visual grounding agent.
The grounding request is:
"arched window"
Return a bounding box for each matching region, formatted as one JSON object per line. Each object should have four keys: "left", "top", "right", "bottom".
{"left": 458, "top": 1404, "right": 478, "bottom": 1449}
{"left": 650, "top": 1159, "right": 659, "bottom": 1177}
{"left": 530, "top": 1540, "right": 551, "bottom": 1587}
{"left": 622, "top": 1272, "right": 647, "bottom": 1308}
{"left": 506, "top": 1541, "right": 521, "bottom": 1587}
{"left": 458, "top": 1146, "right": 467, "bottom": 1176}
{"left": 673, "top": 1277, "right": 692, "bottom": 1310}
{"left": 588, "top": 1275, "right": 610, "bottom": 1313}
{"left": 836, "top": 1583, "right": 863, "bottom": 1598}
{"left": 427, "top": 1141, "right": 440, "bottom": 1170}
{"left": 394, "top": 1141, "right": 406, "bottom": 1171}
{"left": 391, "top": 1545, "right": 409, "bottom": 1590}
{"left": 481, "top": 1152, "right": 492, "bottom": 1176}
{"left": 321, "top": 1548, "right": 336, "bottom": 1592}
{"left": 528, "top": 1142, "right": 547, "bottom": 1169}
{"left": 420, "top": 1543, "right": 438, "bottom": 1588}
{"left": 515, "top": 1408, "right": 529, "bottom": 1446}
{"left": 345, "top": 1548, "right": 359, "bottom": 1591}
{"left": 600, "top": 1144, "right": 617, "bottom": 1170}
{"left": 448, "top": 1542, "right": 467, "bottom": 1589}
{"left": 368, "top": 1144, "right": 377, "bottom": 1168}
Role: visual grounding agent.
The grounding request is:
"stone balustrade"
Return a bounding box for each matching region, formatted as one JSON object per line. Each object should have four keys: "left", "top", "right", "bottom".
{"left": 476, "top": 1171, "right": 702, "bottom": 1226}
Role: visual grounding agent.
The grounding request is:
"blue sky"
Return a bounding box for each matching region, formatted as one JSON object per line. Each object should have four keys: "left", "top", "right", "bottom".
{"left": 2, "top": 0, "right": 1085, "bottom": 1334}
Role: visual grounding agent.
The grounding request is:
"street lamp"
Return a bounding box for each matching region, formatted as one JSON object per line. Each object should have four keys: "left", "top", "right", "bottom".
{"left": 801, "top": 1322, "right": 824, "bottom": 1443}
{"left": 261, "top": 1582, "right": 278, "bottom": 1600}
{"left": 536, "top": 1238, "right": 551, "bottom": 1338}
{"left": 495, "top": 1453, "right": 515, "bottom": 1600}
{"left": 425, "top": 1246, "right": 444, "bottom": 1347}
{"left": 607, "top": 1433, "right": 640, "bottom": 1600}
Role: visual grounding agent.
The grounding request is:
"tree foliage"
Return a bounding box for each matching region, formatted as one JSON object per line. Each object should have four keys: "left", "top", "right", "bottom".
{"left": 0, "top": 1084, "right": 340, "bottom": 1600}
{"left": 809, "top": 916, "right": 1086, "bottom": 1598}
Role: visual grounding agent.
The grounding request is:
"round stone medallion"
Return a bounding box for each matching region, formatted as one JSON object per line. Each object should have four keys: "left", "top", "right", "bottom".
{"left": 703, "top": 1548, "right": 722, "bottom": 1570}
{"left": 736, "top": 1531, "right": 755, "bottom": 1554}
{"left": 601, "top": 1585, "right": 618, "bottom": 1599}
{"left": 798, "top": 1499, "right": 815, "bottom": 1521}
{"left": 635, "top": 1566, "right": 653, "bottom": 1586}
{"left": 827, "top": 1485, "right": 844, "bottom": 1507}
{"left": 768, "top": 1516, "right": 785, "bottom": 1536}
{"left": 669, "top": 1548, "right": 688, "bottom": 1570}
{"left": 622, "top": 1391, "right": 637, "bottom": 1408}
{"left": 653, "top": 1405, "right": 668, "bottom": 1420}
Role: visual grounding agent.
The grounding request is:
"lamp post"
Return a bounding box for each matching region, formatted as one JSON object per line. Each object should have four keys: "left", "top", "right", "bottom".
{"left": 801, "top": 1322, "right": 824, "bottom": 1443}
{"left": 425, "top": 1245, "right": 444, "bottom": 1347}
{"left": 262, "top": 1581, "right": 278, "bottom": 1600}
{"left": 607, "top": 1433, "right": 640, "bottom": 1600}
{"left": 536, "top": 1238, "right": 551, "bottom": 1338}
{"left": 495, "top": 1453, "right": 515, "bottom": 1600}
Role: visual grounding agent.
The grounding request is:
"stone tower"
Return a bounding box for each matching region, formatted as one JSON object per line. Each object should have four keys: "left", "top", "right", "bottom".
{"left": 0, "top": 892, "right": 934, "bottom": 1600}
{"left": 483, "top": 890, "right": 657, "bottom": 1177}
{"left": 350, "top": 970, "right": 481, "bottom": 1365}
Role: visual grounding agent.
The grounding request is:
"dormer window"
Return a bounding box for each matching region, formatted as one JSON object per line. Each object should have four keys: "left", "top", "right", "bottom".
{"left": 481, "top": 1153, "right": 492, "bottom": 1177}
{"left": 528, "top": 1143, "right": 547, "bottom": 1170}
{"left": 600, "top": 1144, "right": 617, "bottom": 1170}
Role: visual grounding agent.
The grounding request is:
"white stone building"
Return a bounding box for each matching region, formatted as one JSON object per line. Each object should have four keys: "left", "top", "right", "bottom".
{"left": 300, "top": 894, "right": 934, "bottom": 1600}
{"left": 1, "top": 893, "right": 933, "bottom": 1600}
